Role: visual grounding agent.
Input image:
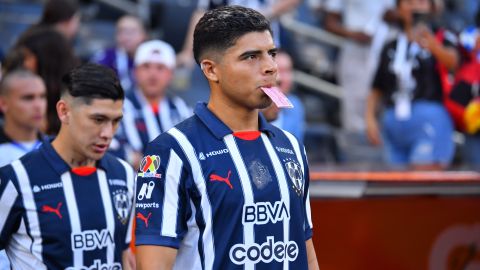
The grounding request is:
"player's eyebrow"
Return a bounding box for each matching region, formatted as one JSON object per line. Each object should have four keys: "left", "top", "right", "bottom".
{"left": 239, "top": 50, "right": 262, "bottom": 59}
{"left": 238, "top": 47, "right": 278, "bottom": 59}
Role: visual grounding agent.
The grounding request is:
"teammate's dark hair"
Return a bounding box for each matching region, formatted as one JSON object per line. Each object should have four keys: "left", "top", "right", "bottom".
{"left": 62, "top": 63, "right": 124, "bottom": 104}
{"left": 14, "top": 26, "right": 77, "bottom": 135}
{"left": 193, "top": 5, "right": 272, "bottom": 65}
{"left": 39, "top": 0, "right": 78, "bottom": 25}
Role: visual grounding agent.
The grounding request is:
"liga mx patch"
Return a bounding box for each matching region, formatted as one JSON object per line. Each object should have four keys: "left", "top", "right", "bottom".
{"left": 138, "top": 155, "right": 162, "bottom": 178}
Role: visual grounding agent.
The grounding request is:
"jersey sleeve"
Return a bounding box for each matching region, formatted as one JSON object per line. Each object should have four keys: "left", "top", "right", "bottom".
{"left": 0, "top": 167, "right": 22, "bottom": 250}
{"left": 301, "top": 146, "right": 313, "bottom": 241}
{"left": 134, "top": 137, "right": 189, "bottom": 249}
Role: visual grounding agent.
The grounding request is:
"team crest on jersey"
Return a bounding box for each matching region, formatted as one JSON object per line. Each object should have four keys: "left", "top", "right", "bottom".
{"left": 113, "top": 189, "right": 131, "bottom": 224}
{"left": 284, "top": 158, "right": 303, "bottom": 196}
{"left": 138, "top": 155, "right": 161, "bottom": 178}
{"left": 248, "top": 160, "right": 272, "bottom": 189}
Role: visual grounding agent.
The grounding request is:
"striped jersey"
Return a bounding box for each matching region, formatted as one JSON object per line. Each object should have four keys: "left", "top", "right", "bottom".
{"left": 0, "top": 140, "right": 135, "bottom": 270}
{"left": 0, "top": 128, "right": 43, "bottom": 167}
{"left": 135, "top": 103, "right": 313, "bottom": 269}
{"left": 120, "top": 89, "right": 191, "bottom": 153}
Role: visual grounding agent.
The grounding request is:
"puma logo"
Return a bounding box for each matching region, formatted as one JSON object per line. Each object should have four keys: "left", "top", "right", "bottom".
{"left": 136, "top": 212, "right": 152, "bottom": 228}
{"left": 209, "top": 170, "right": 233, "bottom": 189}
{"left": 42, "top": 202, "right": 63, "bottom": 219}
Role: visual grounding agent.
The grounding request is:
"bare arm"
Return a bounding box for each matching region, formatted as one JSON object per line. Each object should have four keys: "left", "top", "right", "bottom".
{"left": 415, "top": 25, "right": 459, "bottom": 71}
{"left": 136, "top": 245, "right": 178, "bottom": 270}
{"left": 306, "top": 239, "right": 320, "bottom": 270}
{"left": 122, "top": 249, "right": 135, "bottom": 270}
{"left": 365, "top": 89, "right": 383, "bottom": 145}
{"left": 324, "top": 12, "right": 371, "bottom": 43}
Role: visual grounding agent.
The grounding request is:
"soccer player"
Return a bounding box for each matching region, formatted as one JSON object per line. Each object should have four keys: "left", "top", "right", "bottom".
{"left": 0, "top": 63, "right": 135, "bottom": 270}
{"left": 135, "top": 6, "right": 319, "bottom": 269}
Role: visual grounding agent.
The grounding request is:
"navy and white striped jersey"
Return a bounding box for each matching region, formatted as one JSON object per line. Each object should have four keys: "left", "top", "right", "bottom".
{"left": 0, "top": 140, "right": 135, "bottom": 270}
{"left": 0, "top": 128, "right": 43, "bottom": 167}
{"left": 135, "top": 103, "right": 313, "bottom": 269}
{"left": 121, "top": 90, "right": 191, "bottom": 153}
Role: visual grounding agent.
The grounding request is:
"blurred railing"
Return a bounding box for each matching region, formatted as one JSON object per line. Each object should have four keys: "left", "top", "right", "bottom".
{"left": 280, "top": 14, "right": 343, "bottom": 99}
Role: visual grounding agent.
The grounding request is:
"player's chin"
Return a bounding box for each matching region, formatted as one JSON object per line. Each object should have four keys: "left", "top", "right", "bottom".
{"left": 257, "top": 96, "right": 273, "bottom": 109}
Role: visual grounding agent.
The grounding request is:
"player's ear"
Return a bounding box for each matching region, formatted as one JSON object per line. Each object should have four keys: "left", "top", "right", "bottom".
{"left": 56, "top": 98, "right": 71, "bottom": 124}
{"left": 200, "top": 59, "right": 219, "bottom": 83}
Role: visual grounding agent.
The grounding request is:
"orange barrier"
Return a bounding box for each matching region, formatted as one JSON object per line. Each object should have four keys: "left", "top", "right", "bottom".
{"left": 309, "top": 169, "right": 480, "bottom": 270}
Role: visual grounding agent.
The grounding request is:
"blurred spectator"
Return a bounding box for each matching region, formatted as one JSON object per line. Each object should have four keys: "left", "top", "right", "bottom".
{"left": 365, "top": 0, "right": 458, "bottom": 169}
{"left": 13, "top": 27, "right": 78, "bottom": 135}
{"left": 120, "top": 40, "right": 191, "bottom": 164}
{"left": 91, "top": 15, "right": 147, "bottom": 91}
{"left": 324, "top": 0, "right": 395, "bottom": 134}
{"left": 177, "top": 0, "right": 301, "bottom": 68}
{"left": 36, "top": 0, "right": 80, "bottom": 41}
{"left": 447, "top": 22, "right": 480, "bottom": 165}
{"left": 270, "top": 51, "right": 306, "bottom": 143}
{"left": 0, "top": 69, "right": 46, "bottom": 165}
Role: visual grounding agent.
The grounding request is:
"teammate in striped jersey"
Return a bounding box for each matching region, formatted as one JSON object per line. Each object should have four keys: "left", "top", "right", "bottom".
{"left": 0, "top": 64, "right": 135, "bottom": 270}
{"left": 135, "top": 6, "right": 319, "bottom": 269}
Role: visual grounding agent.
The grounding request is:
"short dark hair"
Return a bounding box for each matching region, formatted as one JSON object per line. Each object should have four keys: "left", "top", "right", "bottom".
{"left": 0, "top": 69, "right": 41, "bottom": 96}
{"left": 193, "top": 5, "right": 272, "bottom": 65}
{"left": 61, "top": 63, "right": 124, "bottom": 103}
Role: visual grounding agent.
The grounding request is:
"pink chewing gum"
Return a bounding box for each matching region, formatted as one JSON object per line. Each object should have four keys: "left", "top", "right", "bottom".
{"left": 260, "top": 87, "right": 294, "bottom": 108}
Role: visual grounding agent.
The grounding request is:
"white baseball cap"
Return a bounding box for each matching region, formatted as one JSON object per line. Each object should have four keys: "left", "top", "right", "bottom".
{"left": 134, "top": 40, "right": 176, "bottom": 68}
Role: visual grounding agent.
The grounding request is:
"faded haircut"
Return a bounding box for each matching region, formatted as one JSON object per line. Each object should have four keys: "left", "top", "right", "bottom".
{"left": 61, "top": 63, "right": 124, "bottom": 104}
{"left": 193, "top": 5, "right": 272, "bottom": 65}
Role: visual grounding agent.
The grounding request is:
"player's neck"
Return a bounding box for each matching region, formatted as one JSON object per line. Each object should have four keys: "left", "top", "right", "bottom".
{"left": 3, "top": 120, "right": 38, "bottom": 142}
{"left": 207, "top": 99, "right": 259, "bottom": 132}
{"left": 52, "top": 132, "right": 96, "bottom": 168}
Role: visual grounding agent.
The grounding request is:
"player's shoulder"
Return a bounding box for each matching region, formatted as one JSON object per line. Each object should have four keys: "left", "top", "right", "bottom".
{"left": 269, "top": 125, "right": 305, "bottom": 151}
{"left": 0, "top": 147, "right": 43, "bottom": 187}
{"left": 101, "top": 153, "right": 133, "bottom": 172}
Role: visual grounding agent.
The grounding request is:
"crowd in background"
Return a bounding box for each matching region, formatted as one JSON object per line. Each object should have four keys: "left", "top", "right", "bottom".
{"left": 0, "top": 0, "right": 479, "bottom": 170}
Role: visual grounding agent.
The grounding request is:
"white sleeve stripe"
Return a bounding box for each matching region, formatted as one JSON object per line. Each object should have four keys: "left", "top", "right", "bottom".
{"left": 0, "top": 180, "right": 18, "bottom": 232}
{"left": 12, "top": 160, "right": 46, "bottom": 269}
{"left": 161, "top": 150, "right": 182, "bottom": 238}
{"left": 98, "top": 170, "right": 115, "bottom": 265}
{"left": 306, "top": 190, "right": 313, "bottom": 229}
{"left": 168, "top": 128, "right": 214, "bottom": 270}
{"left": 61, "top": 173, "right": 83, "bottom": 267}
{"left": 117, "top": 158, "right": 135, "bottom": 244}
{"left": 260, "top": 134, "right": 291, "bottom": 270}
{"left": 224, "top": 135, "right": 255, "bottom": 270}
